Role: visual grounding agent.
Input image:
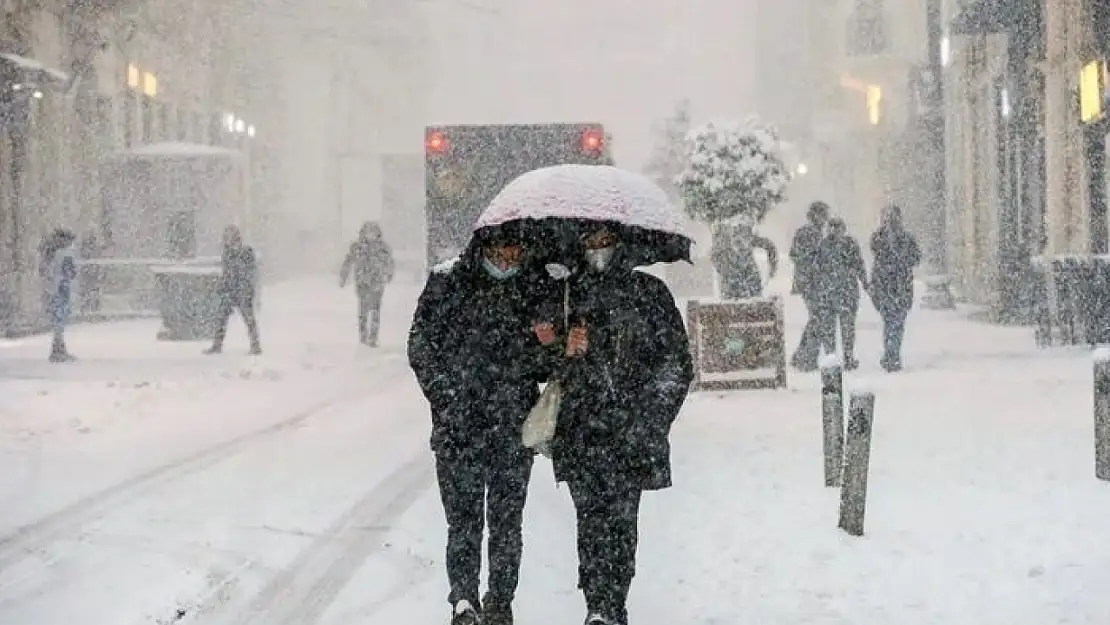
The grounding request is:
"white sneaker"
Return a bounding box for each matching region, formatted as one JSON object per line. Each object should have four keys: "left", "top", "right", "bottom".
{"left": 452, "top": 600, "right": 481, "bottom": 625}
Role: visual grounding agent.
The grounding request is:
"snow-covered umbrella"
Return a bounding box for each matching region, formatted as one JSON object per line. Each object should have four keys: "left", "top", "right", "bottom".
{"left": 473, "top": 164, "right": 693, "bottom": 266}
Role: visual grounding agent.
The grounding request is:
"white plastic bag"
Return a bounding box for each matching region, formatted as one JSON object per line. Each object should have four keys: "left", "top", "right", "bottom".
{"left": 522, "top": 380, "right": 562, "bottom": 455}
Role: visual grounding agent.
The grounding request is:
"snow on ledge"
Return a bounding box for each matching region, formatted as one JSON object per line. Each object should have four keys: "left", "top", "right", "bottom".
{"left": 847, "top": 378, "right": 875, "bottom": 396}
{"left": 1094, "top": 346, "right": 1110, "bottom": 363}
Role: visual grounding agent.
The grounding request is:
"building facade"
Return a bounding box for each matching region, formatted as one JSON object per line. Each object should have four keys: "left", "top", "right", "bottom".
{"left": 0, "top": 0, "right": 430, "bottom": 328}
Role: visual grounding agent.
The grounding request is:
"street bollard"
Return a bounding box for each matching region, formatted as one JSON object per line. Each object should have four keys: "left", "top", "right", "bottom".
{"left": 1094, "top": 347, "right": 1110, "bottom": 481}
{"left": 838, "top": 391, "right": 875, "bottom": 536}
{"left": 820, "top": 354, "right": 844, "bottom": 487}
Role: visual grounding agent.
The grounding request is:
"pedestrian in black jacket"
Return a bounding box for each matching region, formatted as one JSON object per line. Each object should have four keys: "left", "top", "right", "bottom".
{"left": 205, "top": 225, "right": 261, "bottom": 355}
{"left": 817, "top": 217, "right": 868, "bottom": 369}
{"left": 407, "top": 224, "right": 551, "bottom": 625}
{"left": 340, "top": 221, "right": 394, "bottom": 346}
{"left": 536, "top": 223, "right": 693, "bottom": 625}
{"left": 789, "top": 201, "right": 834, "bottom": 370}
{"left": 870, "top": 204, "right": 921, "bottom": 371}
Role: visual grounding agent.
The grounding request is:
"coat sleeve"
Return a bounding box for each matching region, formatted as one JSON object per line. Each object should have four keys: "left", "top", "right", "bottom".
{"left": 631, "top": 274, "right": 694, "bottom": 435}
{"left": 851, "top": 239, "right": 868, "bottom": 285}
{"left": 339, "top": 244, "right": 356, "bottom": 285}
{"left": 755, "top": 235, "right": 779, "bottom": 275}
{"left": 407, "top": 273, "right": 465, "bottom": 415}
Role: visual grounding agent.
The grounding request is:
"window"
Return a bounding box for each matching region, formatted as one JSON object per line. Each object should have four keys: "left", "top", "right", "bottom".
{"left": 846, "top": 0, "right": 887, "bottom": 56}
{"left": 122, "top": 93, "right": 133, "bottom": 147}
{"left": 141, "top": 95, "right": 152, "bottom": 143}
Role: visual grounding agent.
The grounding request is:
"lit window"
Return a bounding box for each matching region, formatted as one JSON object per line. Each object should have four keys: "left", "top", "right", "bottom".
{"left": 142, "top": 72, "right": 156, "bottom": 97}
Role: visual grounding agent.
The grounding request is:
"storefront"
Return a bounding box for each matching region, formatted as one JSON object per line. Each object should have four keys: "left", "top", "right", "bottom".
{"left": 948, "top": 0, "right": 1043, "bottom": 320}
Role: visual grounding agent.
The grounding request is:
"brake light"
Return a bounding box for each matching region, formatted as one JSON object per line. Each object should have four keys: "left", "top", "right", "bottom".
{"left": 426, "top": 130, "right": 448, "bottom": 154}
{"left": 581, "top": 128, "right": 604, "bottom": 153}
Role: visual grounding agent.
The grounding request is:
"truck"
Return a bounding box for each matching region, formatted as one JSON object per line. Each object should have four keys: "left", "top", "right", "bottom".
{"left": 423, "top": 123, "right": 614, "bottom": 266}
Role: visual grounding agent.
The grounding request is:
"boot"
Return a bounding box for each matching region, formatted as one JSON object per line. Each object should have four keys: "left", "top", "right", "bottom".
{"left": 204, "top": 345, "right": 222, "bottom": 355}
{"left": 249, "top": 344, "right": 262, "bottom": 355}
{"left": 49, "top": 336, "right": 75, "bottom": 362}
{"left": 451, "top": 600, "right": 481, "bottom": 625}
{"left": 585, "top": 613, "right": 616, "bottom": 625}
{"left": 481, "top": 595, "right": 512, "bottom": 625}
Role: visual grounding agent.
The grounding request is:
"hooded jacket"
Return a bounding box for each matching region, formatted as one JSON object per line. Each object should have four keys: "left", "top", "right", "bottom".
{"left": 407, "top": 238, "right": 553, "bottom": 463}
{"left": 545, "top": 250, "right": 694, "bottom": 491}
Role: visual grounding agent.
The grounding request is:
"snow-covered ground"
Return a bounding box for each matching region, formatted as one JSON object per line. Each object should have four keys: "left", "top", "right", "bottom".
{"left": 2, "top": 274, "right": 1109, "bottom": 625}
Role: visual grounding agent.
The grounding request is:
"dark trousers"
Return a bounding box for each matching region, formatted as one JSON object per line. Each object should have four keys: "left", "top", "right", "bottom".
{"left": 356, "top": 286, "right": 383, "bottom": 344}
{"left": 435, "top": 448, "right": 534, "bottom": 607}
{"left": 567, "top": 478, "right": 643, "bottom": 623}
{"left": 879, "top": 306, "right": 910, "bottom": 367}
{"left": 212, "top": 293, "right": 260, "bottom": 349}
{"left": 831, "top": 298, "right": 859, "bottom": 363}
{"left": 793, "top": 295, "right": 835, "bottom": 369}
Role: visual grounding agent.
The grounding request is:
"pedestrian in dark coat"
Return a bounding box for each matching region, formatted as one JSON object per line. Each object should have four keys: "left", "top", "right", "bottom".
{"left": 817, "top": 217, "right": 868, "bottom": 369}
{"left": 39, "top": 228, "right": 78, "bottom": 362}
{"left": 205, "top": 225, "right": 261, "bottom": 355}
{"left": 340, "top": 221, "right": 394, "bottom": 346}
{"left": 711, "top": 215, "right": 778, "bottom": 300}
{"left": 536, "top": 223, "right": 693, "bottom": 625}
{"left": 407, "top": 223, "right": 552, "bottom": 625}
{"left": 789, "top": 201, "right": 834, "bottom": 370}
{"left": 869, "top": 204, "right": 921, "bottom": 371}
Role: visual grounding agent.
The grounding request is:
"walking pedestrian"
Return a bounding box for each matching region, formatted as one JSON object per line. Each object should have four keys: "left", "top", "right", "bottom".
{"left": 340, "top": 221, "right": 394, "bottom": 346}
{"left": 540, "top": 222, "right": 693, "bottom": 625}
{"left": 205, "top": 225, "right": 261, "bottom": 355}
{"left": 870, "top": 204, "right": 921, "bottom": 371}
{"left": 408, "top": 223, "right": 551, "bottom": 625}
{"left": 789, "top": 201, "right": 833, "bottom": 370}
{"left": 40, "top": 228, "right": 78, "bottom": 362}
{"left": 711, "top": 213, "right": 778, "bottom": 300}
{"left": 817, "top": 217, "right": 868, "bottom": 369}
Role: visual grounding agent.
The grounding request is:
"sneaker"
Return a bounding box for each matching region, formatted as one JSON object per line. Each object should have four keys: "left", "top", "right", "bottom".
{"left": 481, "top": 597, "right": 512, "bottom": 625}
{"left": 585, "top": 613, "right": 614, "bottom": 625}
{"left": 452, "top": 600, "right": 481, "bottom": 625}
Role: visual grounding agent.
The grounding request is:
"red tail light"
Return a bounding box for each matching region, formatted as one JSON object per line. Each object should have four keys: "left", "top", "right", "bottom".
{"left": 581, "top": 128, "right": 604, "bottom": 154}
{"left": 426, "top": 130, "right": 448, "bottom": 154}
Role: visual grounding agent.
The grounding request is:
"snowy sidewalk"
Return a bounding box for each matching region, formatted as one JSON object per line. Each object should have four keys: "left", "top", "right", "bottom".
{"left": 3, "top": 272, "right": 1109, "bottom": 625}
{"left": 0, "top": 277, "right": 423, "bottom": 532}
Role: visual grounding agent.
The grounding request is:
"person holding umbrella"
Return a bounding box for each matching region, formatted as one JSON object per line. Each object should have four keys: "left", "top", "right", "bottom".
{"left": 545, "top": 221, "right": 693, "bottom": 625}
{"left": 476, "top": 165, "right": 694, "bottom": 625}
{"left": 407, "top": 222, "right": 552, "bottom": 625}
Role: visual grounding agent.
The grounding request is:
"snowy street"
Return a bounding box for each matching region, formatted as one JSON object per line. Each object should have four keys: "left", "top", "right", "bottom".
{"left": 2, "top": 276, "right": 1109, "bottom": 625}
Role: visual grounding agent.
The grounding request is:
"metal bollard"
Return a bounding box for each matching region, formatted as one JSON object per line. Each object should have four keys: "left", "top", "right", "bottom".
{"left": 838, "top": 391, "right": 876, "bottom": 536}
{"left": 820, "top": 354, "right": 844, "bottom": 487}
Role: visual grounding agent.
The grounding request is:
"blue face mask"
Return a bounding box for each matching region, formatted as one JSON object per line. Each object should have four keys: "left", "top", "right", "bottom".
{"left": 482, "top": 257, "right": 521, "bottom": 280}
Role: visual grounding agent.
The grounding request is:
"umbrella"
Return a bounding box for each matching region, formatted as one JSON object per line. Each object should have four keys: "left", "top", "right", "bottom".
{"left": 473, "top": 164, "right": 693, "bottom": 266}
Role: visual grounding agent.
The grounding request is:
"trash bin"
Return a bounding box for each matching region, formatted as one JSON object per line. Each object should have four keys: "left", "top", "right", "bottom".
{"left": 152, "top": 264, "right": 222, "bottom": 340}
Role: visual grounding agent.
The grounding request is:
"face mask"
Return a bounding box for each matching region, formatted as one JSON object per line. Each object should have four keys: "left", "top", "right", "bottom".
{"left": 585, "top": 247, "right": 616, "bottom": 272}
{"left": 482, "top": 257, "right": 520, "bottom": 280}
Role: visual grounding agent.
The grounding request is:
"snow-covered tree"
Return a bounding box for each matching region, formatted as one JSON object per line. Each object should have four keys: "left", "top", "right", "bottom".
{"left": 676, "top": 116, "right": 790, "bottom": 223}
{"left": 643, "top": 99, "right": 691, "bottom": 202}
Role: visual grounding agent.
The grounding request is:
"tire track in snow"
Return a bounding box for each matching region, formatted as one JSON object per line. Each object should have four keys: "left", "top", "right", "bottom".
{"left": 231, "top": 451, "right": 433, "bottom": 625}
{"left": 0, "top": 364, "right": 410, "bottom": 575}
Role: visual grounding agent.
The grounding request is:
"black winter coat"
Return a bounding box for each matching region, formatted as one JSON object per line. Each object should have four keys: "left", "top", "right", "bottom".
{"left": 790, "top": 223, "right": 824, "bottom": 297}
{"left": 547, "top": 268, "right": 693, "bottom": 491}
{"left": 341, "top": 239, "right": 394, "bottom": 292}
{"left": 870, "top": 227, "right": 921, "bottom": 312}
{"left": 219, "top": 245, "right": 258, "bottom": 301}
{"left": 817, "top": 234, "right": 868, "bottom": 308}
{"left": 407, "top": 250, "right": 552, "bottom": 466}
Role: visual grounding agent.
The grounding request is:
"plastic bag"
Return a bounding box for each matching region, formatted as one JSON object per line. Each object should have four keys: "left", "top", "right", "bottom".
{"left": 522, "top": 380, "right": 562, "bottom": 456}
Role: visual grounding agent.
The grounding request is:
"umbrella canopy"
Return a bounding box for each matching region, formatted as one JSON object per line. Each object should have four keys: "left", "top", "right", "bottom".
{"left": 473, "top": 164, "right": 693, "bottom": 265}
